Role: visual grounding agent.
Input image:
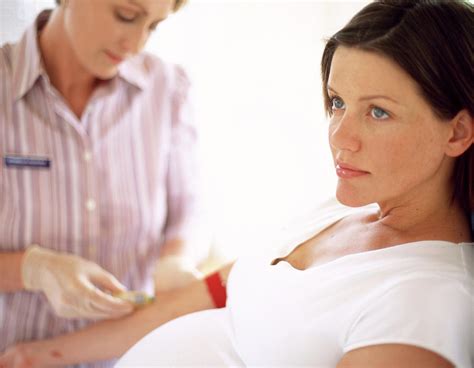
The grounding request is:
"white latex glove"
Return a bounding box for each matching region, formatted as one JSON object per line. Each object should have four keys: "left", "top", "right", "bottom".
{"left": 21, "top": 245, "right": 134, "bottom": 320}
{"left": 153, "top": 255, "right": 203, "bottom": 293}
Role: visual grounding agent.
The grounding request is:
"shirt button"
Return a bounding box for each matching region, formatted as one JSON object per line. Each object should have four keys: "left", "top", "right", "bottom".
{"left": 86, "top": 199, "right": 96, "bottom": 211}
{"left": 84, "top": 151, "right": 92, "bottom": 162}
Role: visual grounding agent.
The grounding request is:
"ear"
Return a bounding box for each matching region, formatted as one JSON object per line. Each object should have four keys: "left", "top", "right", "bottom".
{"left": 445, "top": 109, "right": 473, "bottom": 158}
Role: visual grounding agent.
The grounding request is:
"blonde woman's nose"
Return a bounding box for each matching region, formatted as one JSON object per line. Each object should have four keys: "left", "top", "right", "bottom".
{"left": 119, "top": 27, "right": 149, "bottom": 55}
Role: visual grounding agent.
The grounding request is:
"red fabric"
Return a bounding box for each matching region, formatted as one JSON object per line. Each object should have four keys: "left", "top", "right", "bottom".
{"left": 205, "top": 271, "right": 227, "bottom": 308}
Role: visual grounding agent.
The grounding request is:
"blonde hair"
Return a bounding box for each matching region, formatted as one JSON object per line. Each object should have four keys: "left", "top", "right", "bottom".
{"left": 173, "top": 0, "right": 188, "bottom": 12}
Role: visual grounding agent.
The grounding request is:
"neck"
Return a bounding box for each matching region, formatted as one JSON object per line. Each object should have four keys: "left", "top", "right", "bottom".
{"left": 38, "top": 8, "right": 98, "bottom": 110}
{"left": 373, "top": 169, "right": 470, "bottom": 243}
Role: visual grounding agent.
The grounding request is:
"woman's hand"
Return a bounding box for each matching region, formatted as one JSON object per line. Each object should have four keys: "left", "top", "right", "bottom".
{"left": 21, "top": 245, "right": 134, "bottom": 320}
{"left": 0, "top": 263, "right": 235, "bottom": 367}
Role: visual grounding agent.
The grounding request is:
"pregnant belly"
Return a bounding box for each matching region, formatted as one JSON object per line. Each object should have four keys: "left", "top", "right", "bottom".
{"left": 117, "top": 308, "right": 245, "bottom": 366}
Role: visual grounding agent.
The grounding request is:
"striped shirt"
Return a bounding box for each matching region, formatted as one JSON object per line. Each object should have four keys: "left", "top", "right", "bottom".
{"left": 0, "top": 10, "right": 201, "bottom": 366}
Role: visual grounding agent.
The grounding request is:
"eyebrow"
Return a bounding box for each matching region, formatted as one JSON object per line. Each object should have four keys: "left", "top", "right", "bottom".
{"left": 128, "top": 0, "right": 147, "bottom": 15}
{"left": 327, "top": 86, "right": 400, "bottom": 104}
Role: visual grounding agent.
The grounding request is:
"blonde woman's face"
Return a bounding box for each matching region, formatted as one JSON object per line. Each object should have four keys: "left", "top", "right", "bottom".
{"left": 62, "top": 0, "right": 174, "bottom": 78}
{"left": 327, "top": 47, "right": 453, "bottom": 208}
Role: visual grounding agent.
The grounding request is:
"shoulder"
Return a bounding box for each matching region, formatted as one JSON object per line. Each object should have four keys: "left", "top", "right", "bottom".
{"left": 357, "top": 259, "right": 473, "bottom": 321}
{"left": 344, "top": 275, "right": 473, "bottom": 368}
{"left": 369, "top": 274, "right": 472, "bottom": 312}
{"left": 0, "top": 43, "right": 14, "bottom": 106}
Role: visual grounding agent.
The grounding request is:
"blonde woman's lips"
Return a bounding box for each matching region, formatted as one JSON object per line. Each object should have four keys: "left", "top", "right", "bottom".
{"left": 104, "top": 50, "right": 123, "bottom": 64}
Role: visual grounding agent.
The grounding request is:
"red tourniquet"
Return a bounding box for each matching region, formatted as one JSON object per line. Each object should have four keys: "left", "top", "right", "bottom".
{"left": 205, "top": 271, "right": 227, "bottom": 308}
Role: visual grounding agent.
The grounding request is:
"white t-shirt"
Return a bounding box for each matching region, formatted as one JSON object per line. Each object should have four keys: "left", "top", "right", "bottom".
{"left": 117, "top": 199, "right": 474, "bottom": 367}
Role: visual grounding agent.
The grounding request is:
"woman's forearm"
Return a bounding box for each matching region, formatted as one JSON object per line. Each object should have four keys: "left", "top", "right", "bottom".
{"left": 0, "top": 251, "right": 26, "bottom": 291}
{"left": 25, "top": 283, "right": 210, "bottom": 365}
{"left": 19, "top": 263, "right": 235, "bottom": 366}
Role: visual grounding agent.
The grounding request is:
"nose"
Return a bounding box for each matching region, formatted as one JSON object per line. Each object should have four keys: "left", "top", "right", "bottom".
{"left": 119, "top": 27, "right": 149, "bottom": 55}
{"left": 328, "top": 111, "right": 361, "bottom": 153}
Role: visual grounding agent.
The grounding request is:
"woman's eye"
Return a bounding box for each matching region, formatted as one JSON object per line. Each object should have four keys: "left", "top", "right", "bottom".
{"left": 370, "top": 106, "right": 390, "bottom": 120}
{"left": 116, "top": 10, "right": 137, "bottom": 22}
{"left": 330, "top": 97, "right": 345, "bottom": 111}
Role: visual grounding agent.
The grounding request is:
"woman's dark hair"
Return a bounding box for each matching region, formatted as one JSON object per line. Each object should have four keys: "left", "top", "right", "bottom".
{"left": 321, "top": 0, "right": 474, "bottom": 230}
{"left": 55, "top": 0, "right": 188, "bottom": 12}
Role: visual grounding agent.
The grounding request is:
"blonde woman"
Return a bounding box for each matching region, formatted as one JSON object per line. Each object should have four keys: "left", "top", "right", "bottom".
{"left": 0, "top": 1, "right": 206, "bottom": 367}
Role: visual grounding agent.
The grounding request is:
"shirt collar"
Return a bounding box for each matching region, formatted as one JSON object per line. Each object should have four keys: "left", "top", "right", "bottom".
{"left": 117, "top": 55, "right": 148, "bottom": 91}
{"left": 11, "top": 10, "right": 50, "bottom": 101}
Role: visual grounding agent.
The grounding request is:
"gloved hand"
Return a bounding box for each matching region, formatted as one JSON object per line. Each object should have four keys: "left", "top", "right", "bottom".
{"left": 153, "top": 255, "right": 203, "bottom": 293}
{"left": 21, "top": 245, "right": 134, "bottom": 320}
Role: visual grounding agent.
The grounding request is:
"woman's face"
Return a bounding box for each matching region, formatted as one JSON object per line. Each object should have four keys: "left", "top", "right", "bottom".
{"left": 62, "top": 0, "right": 174, "bottom": 78}
{"left": 327, "top": 47, "right": 453, "bottom": 208}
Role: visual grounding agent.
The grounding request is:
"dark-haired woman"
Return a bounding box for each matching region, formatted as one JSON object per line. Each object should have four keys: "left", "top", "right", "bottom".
{"left": 1, "top": 1, "right": 472, "bottom": 367}
{"left": 0, "top": 1, "right": 207, "bottom": 366}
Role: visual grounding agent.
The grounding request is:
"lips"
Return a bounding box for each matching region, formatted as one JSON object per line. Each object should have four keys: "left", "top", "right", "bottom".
{"left": 335, "top": 160, "right": 369, "bottom": 179}
{"left": 104, "top": 50, "right": 124, "bottom": 64}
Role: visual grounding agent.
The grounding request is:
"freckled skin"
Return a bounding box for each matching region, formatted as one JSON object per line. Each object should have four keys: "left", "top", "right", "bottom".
{"left": 327, "top": 46, "right": 454, "bottom": 210}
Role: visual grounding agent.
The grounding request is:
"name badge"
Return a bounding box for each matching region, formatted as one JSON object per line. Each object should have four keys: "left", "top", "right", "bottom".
{"left": 4, "top": 155, "right": 51, "bottom": 169}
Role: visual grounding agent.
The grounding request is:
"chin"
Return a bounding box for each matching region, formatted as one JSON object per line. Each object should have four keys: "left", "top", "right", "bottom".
{"left": 335, "top": 184, "right": 372, "bottom": 208}
{"left": 88, "top": 62, "right": 118, "bottom": 80}
{"left": 97, "top": 67, "right": 118, "bottom": 80}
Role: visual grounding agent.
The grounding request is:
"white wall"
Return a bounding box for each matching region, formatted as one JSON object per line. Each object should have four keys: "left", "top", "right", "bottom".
{"left": 149, "top": 1, "right": 369, "bottom": 258}
{"left": 1, "top": 0, "right": 369, "bottom": 259}
{"left": 0, "top": 0, "right": 54, "bottom": 43}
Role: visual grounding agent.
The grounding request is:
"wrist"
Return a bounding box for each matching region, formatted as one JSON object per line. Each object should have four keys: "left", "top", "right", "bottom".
{"left": 0, "top": 251, "right": 28, "bottom": 292}
{"left": 21, "top": 244, "right": 42, "bottom": 290}
{"left": 21, "top": 244, "right": 57, "bottom": 291}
